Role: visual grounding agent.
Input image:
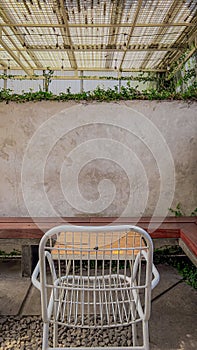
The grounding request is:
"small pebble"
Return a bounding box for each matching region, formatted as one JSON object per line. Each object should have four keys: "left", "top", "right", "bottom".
{"left": 0, "top": 315, "right": 135, "bottom": 348}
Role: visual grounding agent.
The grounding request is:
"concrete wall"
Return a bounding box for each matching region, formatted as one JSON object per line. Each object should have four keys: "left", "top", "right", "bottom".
{"left": 0, "top": 100, "right": 196, "bottom": 218}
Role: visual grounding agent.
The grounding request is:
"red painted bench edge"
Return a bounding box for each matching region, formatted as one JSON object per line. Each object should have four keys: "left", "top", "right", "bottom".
{"left": 0, "top": 217, "right": 196, "bottom": 258}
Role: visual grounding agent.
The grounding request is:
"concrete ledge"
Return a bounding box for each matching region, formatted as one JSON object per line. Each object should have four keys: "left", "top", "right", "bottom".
{"left": 179, "top": 239, "right": 197, "bottom": 267}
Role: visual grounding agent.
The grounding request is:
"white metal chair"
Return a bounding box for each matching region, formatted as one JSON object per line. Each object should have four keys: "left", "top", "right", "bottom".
{"left": 32, "top": 225, "right": 159, "bottom": 350}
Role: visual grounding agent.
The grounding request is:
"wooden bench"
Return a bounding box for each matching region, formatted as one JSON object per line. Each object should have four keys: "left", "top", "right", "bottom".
{"left": 0, "top": 217, "right": 196, "bottom": 275}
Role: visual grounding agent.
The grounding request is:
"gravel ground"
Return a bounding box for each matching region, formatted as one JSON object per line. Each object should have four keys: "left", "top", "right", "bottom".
{"left": 0, "top": 316, "right": 136, "bottom": 349}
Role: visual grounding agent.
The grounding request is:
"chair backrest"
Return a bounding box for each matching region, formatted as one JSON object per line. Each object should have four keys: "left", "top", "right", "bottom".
{"left": 38, "top": 225, "right": 153, "bottom": 329}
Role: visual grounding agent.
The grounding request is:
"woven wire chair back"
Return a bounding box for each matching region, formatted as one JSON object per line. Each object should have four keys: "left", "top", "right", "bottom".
{"left": 39, "top": 225, "right": 153, "bottom": 332}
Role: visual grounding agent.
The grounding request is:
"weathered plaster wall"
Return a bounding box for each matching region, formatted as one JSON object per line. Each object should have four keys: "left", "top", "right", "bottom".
{"left": 0, "top": 100, "right": 196, "bottom": 217}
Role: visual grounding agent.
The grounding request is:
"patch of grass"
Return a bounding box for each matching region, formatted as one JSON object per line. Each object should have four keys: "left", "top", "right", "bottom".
{"left": 154, "top": 246, "right": 197, "bottom": 289}
{"left": 0, "top": 248, "right": 21, "bottom": 257}
{"left": 177, "top": 261, "right": 197, "bottom": 289}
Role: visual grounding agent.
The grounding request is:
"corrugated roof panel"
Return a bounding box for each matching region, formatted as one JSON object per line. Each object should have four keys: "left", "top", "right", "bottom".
{"left": 122, "top": 51, "right": 148, "bottom": 69}
{"left": 129, "top": 27, "right": 160, "bottom": 46}
{"left": 0, "top": 0, "right": 59, "bottom": 25}
{"left": 137, "top": 0, "right": 168, "bottom": 24}
{"left": 2, "top": 27, "right": 24, "bottom": 48}
{"left": 0, "top": 0, "right": 195, "bottom": 72}
{"left": 33, "top": 51, "right": 71, "bottom": 69}
{"left": 145, "top": 51, "right": 168, "bottom": 68}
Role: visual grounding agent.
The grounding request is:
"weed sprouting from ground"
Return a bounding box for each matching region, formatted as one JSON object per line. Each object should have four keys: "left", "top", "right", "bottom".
{"left": 154, "top": 246, "right": 197, "bottom": 289}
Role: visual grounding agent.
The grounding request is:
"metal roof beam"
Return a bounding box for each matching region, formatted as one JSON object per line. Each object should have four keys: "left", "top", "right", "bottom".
{"left": 105, "top": 0, "right": 125, "bottom": 69}
{"left": 0, "top": 37, "right": 32, "bottom": 75}
{"left": 119, "top": 0, "right": 143, "bottom": 71}
{"left": 0, "top": 74, "right": 165, "bottom": 80}
{"left": 0, "top": 23, "right": 193, "bottom": 28}
{"left": 139, "top": 0, "right": 182, "bottom": 70}
{"left": 0, "top": 6, "right": 42, "bottom": 69}
{"left": 54, "top": 0, "right": 77, "bottom": 70}
{"left": 2, "top": 28, "right": 35, "bottom": 70}
{"left": 2, "top": 45, "right": 184, "bottom": 52}
{"left": 0, "top": 0, "right": 195, "bottom": 73}
{"left": 160, "top": 18, "right": 197, "bottom": 69}
{"left": 0, "top": 67, "right": 166, "bottom": 73}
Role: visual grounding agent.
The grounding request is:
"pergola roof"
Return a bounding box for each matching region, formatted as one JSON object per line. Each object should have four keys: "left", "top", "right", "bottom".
{"left": 0, "top": 0, "right": 196, "bottom": 75}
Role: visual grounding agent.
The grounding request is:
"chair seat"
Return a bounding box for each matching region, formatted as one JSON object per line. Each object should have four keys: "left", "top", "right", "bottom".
{"left": 50, "top": 274, "right": 141, "bottom": 328}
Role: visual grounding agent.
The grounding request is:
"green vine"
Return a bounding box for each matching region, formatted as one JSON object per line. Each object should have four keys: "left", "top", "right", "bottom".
{"left": 190, "top": 208, "right": 197, "bottom": 216}
{"left": 0, "top": 48, "right": 196, "bottom": 96}
{"left": 169, "top": 203, "right": 184, "bottom": 217}
{"left": 0, "top": 62, "right": 196, "bottom": 98}
{"left": 0, "top": 72, "right": 156, "bottom": 82}
{"left": 169, "top": 48, "right": 193, "bottom": 78}
{"left": 0, "top": 249, "right": 21, "bottom": 258}
{"left": 176, "top": 68, "right": 196, "bottom": 88}
{"left": 0, "top": 74, "right": 40, "bottom": 80}
{"left": 0, "top": 81, "right": 196, "bottom": 103}
{"left": 169, "top": 203, "right": 197, "bottom": 217}
{"left": 42, "top": 68, "right": 54, "bottom": 92}
{"left": 154, "top": 246, "right": 197, "bottom": 289}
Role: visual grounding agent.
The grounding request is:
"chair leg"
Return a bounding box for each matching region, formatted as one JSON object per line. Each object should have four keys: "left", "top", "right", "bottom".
{"left": 130, "top": 298, "right": 137, "bottom": 346}
{"left": 53, "top": 322, "right": 58, "bottom": 347}
{"left": 53, "top": 297, "right": 58, "bottom": 347}
{"left": 142, "top": 320, "right": 149, "bottom": 350}
{"left": 42, "top": 322, "right": 49, "bottom": 350}
{"left": 132, "top": 322, "right": 137, "bottom": 346}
